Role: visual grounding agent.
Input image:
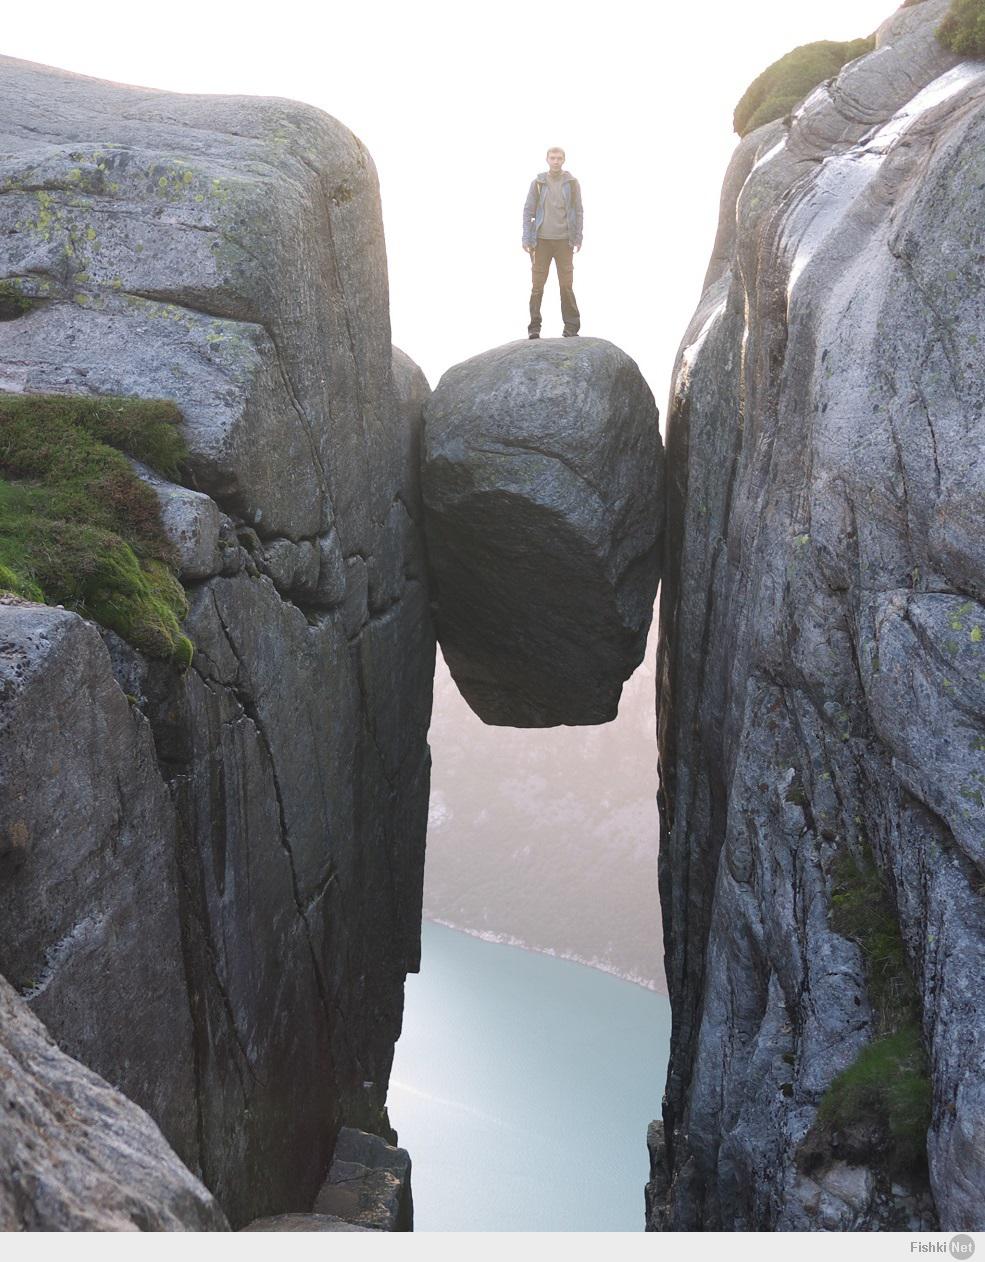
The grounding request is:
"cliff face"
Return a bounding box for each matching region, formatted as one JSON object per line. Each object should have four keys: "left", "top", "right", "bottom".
{"left": 654, "top": 0, "right": 985, "bottom": 1231}
{"left": 0, "top": 57, "right": 433, "bottom": 1227}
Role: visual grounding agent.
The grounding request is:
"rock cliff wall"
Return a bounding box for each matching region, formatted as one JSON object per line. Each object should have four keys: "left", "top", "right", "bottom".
{"left": 653, "top": 0, "right": 985, "bottom": 1230}
{"left": 0, "top": 56, "right": 433, "bottom": 1228}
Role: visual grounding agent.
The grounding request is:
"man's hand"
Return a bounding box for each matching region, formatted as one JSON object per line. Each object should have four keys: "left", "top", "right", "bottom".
{"left": 573, "top": 244, "right": 581, "bottom": 253}
{"left": 523, "top": 244, "right": 535, "bottom": 254}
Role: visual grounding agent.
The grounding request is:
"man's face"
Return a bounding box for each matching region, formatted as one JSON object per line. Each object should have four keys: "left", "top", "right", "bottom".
{"left": 547, "top": 151, "right": 564, "bottom": 172}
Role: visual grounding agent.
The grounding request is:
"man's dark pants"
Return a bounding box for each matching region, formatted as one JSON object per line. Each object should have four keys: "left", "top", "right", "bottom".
{"left": 528, "top": 238, "right": 580, "bottom": 336}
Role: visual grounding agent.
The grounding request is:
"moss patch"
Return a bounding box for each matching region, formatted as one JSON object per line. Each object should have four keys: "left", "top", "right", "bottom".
{"left": 829, "top": 846, "right": 918, "bottom": 1028}
{"left": 0, "top": 394, "right": 193, "bottom": 665}
{"left": 939, "top": 0, "right": 985, "bottom": 55}
{"left": 798, "top": 846, "right": 931, "bottom": 1178}
{"left": 733, "top": 37, "right": 876, "bottom": 136}
{"left": 0, "top": 280, "right": 36, "bottom": 322}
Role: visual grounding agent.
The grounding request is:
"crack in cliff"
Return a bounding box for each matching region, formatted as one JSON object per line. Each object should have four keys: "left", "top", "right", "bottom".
{"left": 320, "top": 203, "right": 372, "bottom": 463}
{"left": 165, "top": 771, "right": 212, "bottom": 1179}
{"left": 121, "top": 282, "right": 332, "bottom": 513}
{"left": 344, "top": 579, "right": 418, "bottom": 647}
{"left": 913, "top": 386, "right": 943, "bottom": 494}
{"left": 167, "top": 728, "right": 265, "bottom": 1094}
{"left": 885, "top": 401, "right": 918, "bottom": 569}
{"left": 890, "top": 249, "right": 963, "bottom": 397}
{"left": 203, "top": 589, "right": 353, "bottom": 1077}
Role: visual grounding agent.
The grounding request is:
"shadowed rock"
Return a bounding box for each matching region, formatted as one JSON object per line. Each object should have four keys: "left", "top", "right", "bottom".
{"left": 313, "top": 1128, "right": 413, "bottom": 1231}
{"left": 0, "top": 973, "right": 227, "bottom": 1231}
{"left": 423, "top": 337, "right": 663, "bottom": 727}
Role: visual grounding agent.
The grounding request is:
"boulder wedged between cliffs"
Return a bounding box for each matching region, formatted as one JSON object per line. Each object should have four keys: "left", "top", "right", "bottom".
{"left": 422, "top": 337, "right": 664, "bottom": 728}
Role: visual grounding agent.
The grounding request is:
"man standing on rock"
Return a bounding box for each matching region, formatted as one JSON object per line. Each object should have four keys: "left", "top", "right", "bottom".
{"left": 522, "top": 147, "right": 583, "bottom": 339}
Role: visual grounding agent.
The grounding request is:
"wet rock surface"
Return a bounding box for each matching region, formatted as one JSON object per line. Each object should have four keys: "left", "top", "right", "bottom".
{"left": 0, "top": 973, "right": 227, "bottom": 1231}
{"left": 423, "top": 337, "right": 663, "bottom": 727}
{"left": 654, "top": 0, "right": 985, "bottom": 1232}
{"left": 0, "top": 57, "right": 433, "bottom": 1229}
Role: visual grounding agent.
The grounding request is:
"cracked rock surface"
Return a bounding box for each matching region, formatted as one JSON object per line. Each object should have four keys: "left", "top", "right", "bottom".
{"left": 0, "top": 57, "right": 434, "bottom": 1229}
{"left": 0, "top": 601, "right": 195, "bottom": 1155}
{"left": 0, "top": 972, "right": 227, "bottom": 1231}
{"left": 653, "top": 0, "right": 985, "bottom": 1232}
{"left": 422, "top": 338, "right": 663, "bottom": 727}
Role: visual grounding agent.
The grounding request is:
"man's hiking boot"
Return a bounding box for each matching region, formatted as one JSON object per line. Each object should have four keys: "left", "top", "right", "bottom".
{"left": 528, "top": 332, "right": 540, "bottom": 339}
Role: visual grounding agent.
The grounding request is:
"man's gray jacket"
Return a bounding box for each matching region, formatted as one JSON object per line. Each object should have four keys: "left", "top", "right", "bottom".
{"left": 522, "top": 171, "right": 583, "bottom": 250}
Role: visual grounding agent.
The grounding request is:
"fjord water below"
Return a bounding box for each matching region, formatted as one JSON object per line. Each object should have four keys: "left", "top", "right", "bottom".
{"left": 387, "top": 920, "right": 672, "bottom": 1231}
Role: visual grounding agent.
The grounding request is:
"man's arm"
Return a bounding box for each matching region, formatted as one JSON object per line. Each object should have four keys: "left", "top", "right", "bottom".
{"left": 522, "top": 180, "right": 538, "bottom": 251}
{"left": 571, "top": 179, "right": 584, "bottom": 251}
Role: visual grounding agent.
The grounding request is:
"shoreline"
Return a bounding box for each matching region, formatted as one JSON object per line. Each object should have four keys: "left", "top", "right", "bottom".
{"left": 423, "top": 916, "right": 669, "bottom": 996}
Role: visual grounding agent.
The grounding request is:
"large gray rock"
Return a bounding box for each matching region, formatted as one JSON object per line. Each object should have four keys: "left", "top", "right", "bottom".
{"left": 313, "top": 1128, "right": 412, "bottom": 1231}
{"left": 0, "top": 600, "right": 197, "bottom": 1162}
{"left": 0, "top": 972, "right": 227, "bottom": 1231}
{"left": 0, "top": 54, "right": 394, "bottom": 550}
{"left": 0, "top": 58, "right": 434, "bottom": 1228}
{"left": 654, "top": 0, "right": 985, "bottom": 1232}
{"left": 423, "top": 338, "right": 663, "bottom": 727}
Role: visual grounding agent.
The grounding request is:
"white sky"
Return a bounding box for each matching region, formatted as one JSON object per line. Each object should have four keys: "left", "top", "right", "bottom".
{"left": 5, "top": 0, "right": 896, "bottom": 414}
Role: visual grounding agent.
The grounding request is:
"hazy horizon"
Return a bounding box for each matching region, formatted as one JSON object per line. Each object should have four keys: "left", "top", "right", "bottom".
{"left": 7, "top": 0, "right": 899, "bottom": 406}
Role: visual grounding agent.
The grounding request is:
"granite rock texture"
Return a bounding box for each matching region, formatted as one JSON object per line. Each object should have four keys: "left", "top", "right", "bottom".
{"left": 0, "top": 601, "right": 197, "bottom": 1157}
{"left": 654, "top": 0, "right": 985, "bottom": 1231}
{"left": 423, "top": 338, "right": 663, "bottom": 727}
{"left": 0, "top": 972, "right": 227, "bottom": 1231}
{"left": 0, "top": 55, "right": 434, "bottom": 1230}
{"left": 313, "top": 1128, "right": 413, "bottom": 1231}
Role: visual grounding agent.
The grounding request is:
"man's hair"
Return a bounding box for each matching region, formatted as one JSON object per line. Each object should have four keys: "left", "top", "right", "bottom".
{"left": 546, "top": 147, "right": 566, "bottom": 160}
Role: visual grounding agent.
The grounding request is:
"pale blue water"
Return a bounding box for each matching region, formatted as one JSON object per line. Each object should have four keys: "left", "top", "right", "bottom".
{"left": 387, "top": 921, "right": 672, "bottom": 1231}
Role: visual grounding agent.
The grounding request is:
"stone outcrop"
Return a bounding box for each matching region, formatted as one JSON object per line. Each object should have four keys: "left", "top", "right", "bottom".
{"left": 423, "top": 338, "right": 663, "bottom": 727}
{"left": 653, "top": 0, "right": 985, "bottom": 1231}
{"left": 312, "top": 1128, "right": 413, "bottom": 1231}
{"left": 0, "top": 973, "right": 227, "bottom": 1231}
{"left": 0, "top": 56, "right": 434, "bottom": 1229}
{"left": 0, "top": 600, "right": 197, "bottom": 1156}
{"left": 240, "top": 1127, "right": 411, "bottom": 1232}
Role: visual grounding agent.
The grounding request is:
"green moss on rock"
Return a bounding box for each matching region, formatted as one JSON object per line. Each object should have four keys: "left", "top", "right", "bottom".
{"left": 797, "top": 845, "right": 931, "bottom": 1178}
{"left": 829, "top": 845, "right": 917, "bottom": 1029}
{"left": 733, "top": 36, "right": 876, "bottom": 137}
{"left": 0, "top": 393, "right": 193, "bottom": 665}
{"left": 801, "top": 1026, "right": 932, "bottom": 1177}
{"left": 939, "top": 0, "right": 985, "bottom": 56}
